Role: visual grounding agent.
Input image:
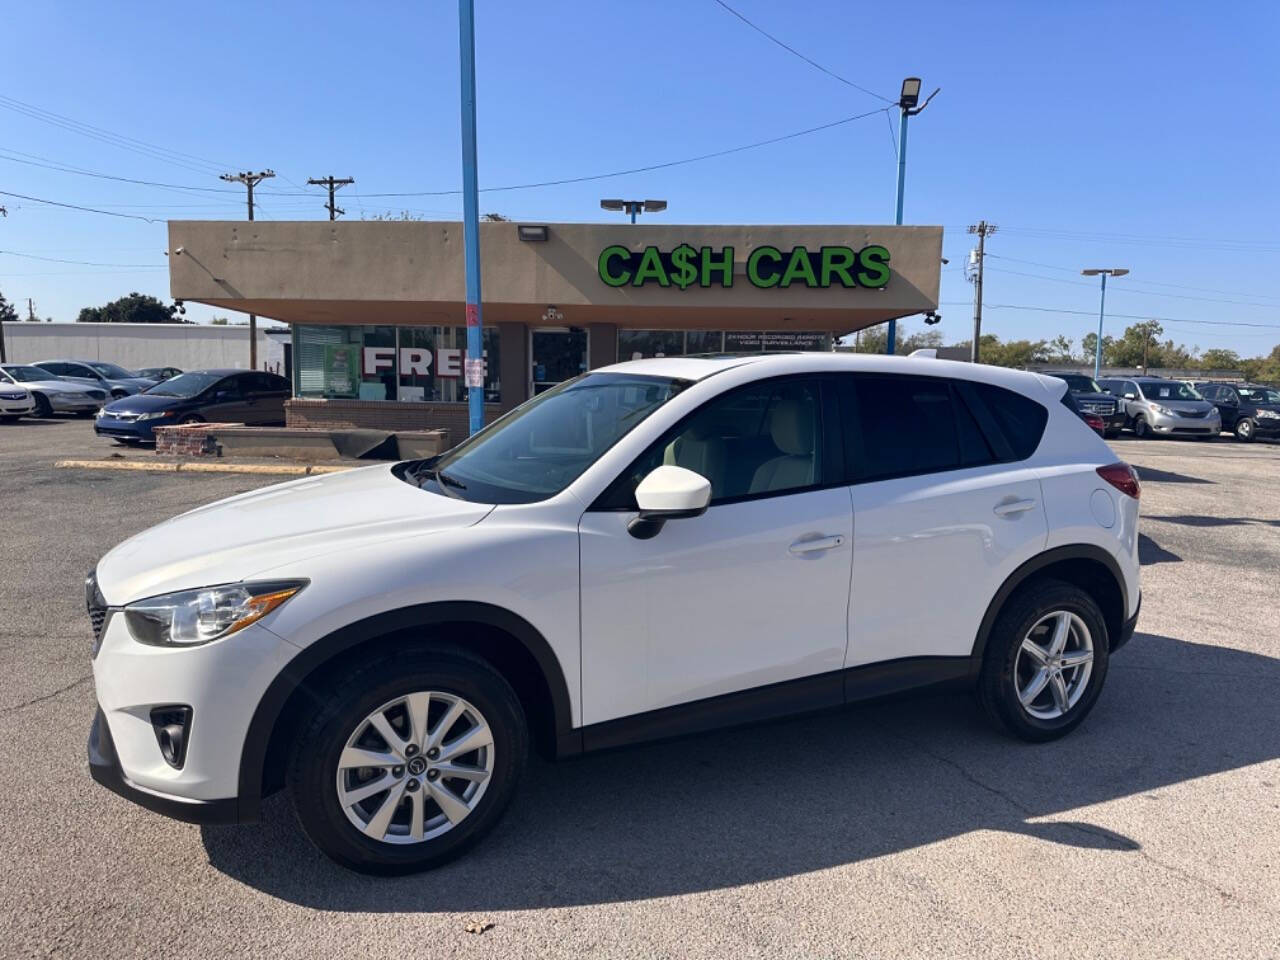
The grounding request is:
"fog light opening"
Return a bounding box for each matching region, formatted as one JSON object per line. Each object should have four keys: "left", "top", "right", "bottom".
{"left": 150, "top": 706, "right": 192, "bottom": 769}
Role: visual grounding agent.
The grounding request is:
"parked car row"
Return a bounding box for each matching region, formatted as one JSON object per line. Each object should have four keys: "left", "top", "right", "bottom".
{"left": 1045, "top": 371, "right": 1278, "bottom": 444}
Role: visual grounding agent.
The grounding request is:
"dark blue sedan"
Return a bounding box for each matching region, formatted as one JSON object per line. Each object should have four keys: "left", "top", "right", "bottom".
{"left": 94, "top": 369, "right": 290, "bottom": 444}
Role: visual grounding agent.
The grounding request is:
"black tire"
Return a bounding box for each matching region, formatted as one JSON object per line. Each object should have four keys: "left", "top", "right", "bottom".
{"left": 978, "top": 579, "right": 1110, "bottom": 742}
{"left": 0, "top": 415, "right": 18, "bottom": 423}
{"left": 1103, "top": 427, "right": 1121, "bottom": 439}
{"left": 1234, "top": 418, "right": 1256, "bottom": 442}
{"left": 288, "top": 646, "right": 528, "bottom": 875}
{"left": 112, "top": 437, "right": 142, "bottom": 446}
{"left": 111, "top": 390, "right": 128, "bottom": 400}
{"left": 75, "top": 409, "right": 98, "bottom": 418}
{"left": 32, "top": 393, "right": 54, "bottom": 418}
{"left": 178, "top": 414, "right": 204, "bottom": 425}
{"left": 1132, "top": 416, "right": 1150, "bottom": 439}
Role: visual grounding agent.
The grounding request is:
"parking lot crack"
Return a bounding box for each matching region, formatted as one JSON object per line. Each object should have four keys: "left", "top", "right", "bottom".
{"left": 0, "top": 674, "right": 92, "bottom": 716}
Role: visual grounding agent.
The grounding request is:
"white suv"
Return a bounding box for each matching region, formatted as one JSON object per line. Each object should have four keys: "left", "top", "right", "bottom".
{"left": 86, "top": 354, "right": 1141, "bottom": 874}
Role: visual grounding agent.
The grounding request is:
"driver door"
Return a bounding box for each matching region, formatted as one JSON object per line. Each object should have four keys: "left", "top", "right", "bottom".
{"left": 201, "top": 376, "right": 252, "bottom": 422}
{"left": 577, "top": 376, "right": 853, "bottom": 732}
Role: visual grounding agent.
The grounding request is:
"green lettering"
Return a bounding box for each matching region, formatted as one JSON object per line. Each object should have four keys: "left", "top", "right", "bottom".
{"left": 779, "top": 246, "right": 818, "bottom": 288}
{"left": 700, "top": 246, "right": 734, "bottom": 287}
{"left": 856, "top": 244, "right": 891, "bottom": 288}
{"left": 598, "top": 245, "right": 632, "bottom": 287}
{"left": 819, "top": 246, "right": 857, "bottom": 287}
{"left": 632, "top": 245, "right": 670, "bottom": 287}
{"left": 747, "top": 245, "right": 783, "bottom": 288}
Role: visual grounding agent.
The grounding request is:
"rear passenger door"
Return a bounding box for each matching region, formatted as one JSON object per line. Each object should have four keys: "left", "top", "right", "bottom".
{"left": 243, "top": 373, "right": 289, "bottom": 424}
{"left": 841, "top": 375, "right": 1049, "bottom": 668}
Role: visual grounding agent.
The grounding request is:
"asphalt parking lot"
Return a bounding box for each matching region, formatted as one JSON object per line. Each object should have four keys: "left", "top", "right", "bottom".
{"left": 2, "top": 419, "right": 1278, "bottom": 959}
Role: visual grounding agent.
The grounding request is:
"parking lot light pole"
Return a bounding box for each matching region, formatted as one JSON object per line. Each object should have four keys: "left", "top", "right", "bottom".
{"left": 888, "top": 77, "right": 939, "bottom": 355}
{"left": 600, "top": 199, "right": 667, "bottom": 224}
{"left": 1082, "top": 268, "right": 1129, "bottom": 379}
{"left": 458, "top": 0, "right": 484, "bottom": 436}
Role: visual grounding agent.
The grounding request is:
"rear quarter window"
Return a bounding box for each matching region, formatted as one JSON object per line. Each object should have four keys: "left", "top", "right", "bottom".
{"left": 971, "top": 383, "right": 1049, "bottom": 460}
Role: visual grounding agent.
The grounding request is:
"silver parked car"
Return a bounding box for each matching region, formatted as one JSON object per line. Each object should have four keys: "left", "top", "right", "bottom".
{"left": 0, "top": 364, "right": 108, "bottom": 417}
{"left": 32, "top": 360, "right": 157, "bottom": 399}
{"left": 1098, "top": 376, "right": 1221, "bottom": 439}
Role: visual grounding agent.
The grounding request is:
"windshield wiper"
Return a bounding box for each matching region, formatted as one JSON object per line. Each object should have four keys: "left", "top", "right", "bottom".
{"left": 436, "top": 470, "right": 467, "bottom": 491}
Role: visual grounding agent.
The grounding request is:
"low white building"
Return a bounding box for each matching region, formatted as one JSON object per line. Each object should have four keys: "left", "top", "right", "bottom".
{"left": 1, "top": 322, "right": 287, "bottom": 375}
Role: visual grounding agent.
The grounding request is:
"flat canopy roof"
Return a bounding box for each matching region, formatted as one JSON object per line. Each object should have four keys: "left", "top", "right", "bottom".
{"left": 168, "top": 220, "right": 943, "bottom": 334}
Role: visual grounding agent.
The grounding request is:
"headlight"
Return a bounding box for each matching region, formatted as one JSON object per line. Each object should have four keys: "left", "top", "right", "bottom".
{"left": 1150, "top": 404, "right": 1173, "bottom": 416}
{"left": 124, "top": 580, "right": 306, "bottom": 646}
{"left": 95, "top": 407, "right": 107, "bottom": 418}
{"left": 1256, "top": 409, "right": 1280, "bottom": 420}
{"left": 137, "top": 410, "right": 175, "bottom": 421}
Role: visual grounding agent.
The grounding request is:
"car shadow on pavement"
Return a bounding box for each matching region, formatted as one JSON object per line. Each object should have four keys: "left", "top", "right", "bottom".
{"left": 1133, "top": 466, "right": 1213, "bottom": 485}
{"left": 1145, "top": 514, "right": 1280, "bottom": 529}
{"left": 1138, "top": 533, "right": 1182, "bottom": 565}
{"left": 201, "top": 633, "right": 1280, "bottom": 912}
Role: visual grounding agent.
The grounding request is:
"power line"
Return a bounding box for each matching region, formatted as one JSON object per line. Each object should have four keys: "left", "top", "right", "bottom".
{"left": 0, "top": 147, "right": 243, "bottom": 195}
{"left": 0, "top": 249, "right": 165, "bottom": 268}
{"left": 0, "top": 189, "right": 158, "bottom": 222}
{"left": 709, "top": 0, "right": 893, "bottom": 103}
{"left": 983, "top": 258, "right": 1280, "bottom": 308}
{"left": 0, "top": 94, "right": 232, "bottom": 176}
{"left": 940, "top": 300, "right": 1280, "bottom": 331}
{"left": 307, "top": 176, "right": 355, "bottom": 220}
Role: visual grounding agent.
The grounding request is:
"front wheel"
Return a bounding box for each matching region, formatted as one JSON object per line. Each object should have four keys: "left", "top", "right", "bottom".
{"left": 1235, "top": 418, "right": 1256, "bottom": 442}
{"left": 32, "top": 394, "right": 54, "bottom": 418}
{"left": 978, "top": 580, "right": 1110, "bottom": 742}
{"left": 1131, "top": 416, "right": 1151, "bottom": 439}
{"left": 288, "top": 647, "right": 528, "bottom": 875}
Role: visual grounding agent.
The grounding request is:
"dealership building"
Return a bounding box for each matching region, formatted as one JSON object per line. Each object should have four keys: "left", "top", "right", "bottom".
{"left": 167, "top": 220, "right": 943, "bottom": 436}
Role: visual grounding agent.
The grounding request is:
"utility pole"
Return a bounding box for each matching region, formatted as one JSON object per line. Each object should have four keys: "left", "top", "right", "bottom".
{"left": 0, "top": 206, "right": 7, "bottom": 361}
{"left": 219, "top": 170, "right": 275, "bottom": 369}
{"left": 966, "top": 221, "right": 996, "bottom": 363}
{"left": 307, "top": 175, "right": 355, "bottom": 221}
{"left": 27, "top": 298, "right": 36, "bottom": 321}
{"left": 458, "top": 0, "right": 485, "bottom": 436}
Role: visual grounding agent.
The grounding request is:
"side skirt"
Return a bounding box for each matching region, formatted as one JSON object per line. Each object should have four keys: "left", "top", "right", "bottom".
{"left": 577, "top": 656, "right": 971, "bottom": 755}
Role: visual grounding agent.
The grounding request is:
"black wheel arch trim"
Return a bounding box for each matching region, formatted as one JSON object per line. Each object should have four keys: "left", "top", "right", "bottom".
{"left": 969, "top": 543, "right": 1130, "bottom": 669}
{"left": 235, "top": 601, "right": 578, "bottom": 824}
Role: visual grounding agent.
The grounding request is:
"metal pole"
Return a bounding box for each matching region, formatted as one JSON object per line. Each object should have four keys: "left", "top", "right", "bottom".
{"left": 458, "top": 0, "right": 485, "bottom": 436}
{"left": 887, "top": 108, "right": 909, "bottom": 355}
{"left": 971, "top": 224, "right": 986, "bottom": 364}
{"left": 1093, "top": 273, "right": 1108, "bottom": 380}
{"left": 630, "top": 207, "right": 637, "bottom": 224}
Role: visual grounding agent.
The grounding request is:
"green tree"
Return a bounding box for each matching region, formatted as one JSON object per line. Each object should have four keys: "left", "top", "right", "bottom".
{"left": 1199, "top": 348, "right": 1241, "bottom": 370}
{"left": 0, "top": 290, "right": 18, "bottom": 324}
{"left": 1240, "top": 344, "right": 1280, "bottom": 384}
{"left": 1108, "top": 321, "right": 1165, "bottom": 369}
{"left": 1047, "top": 335, "right": 1076, "bottom": 364}
{"left": 211, "top": 317, "right": 230, "bottom": 325}
{"left": 77, "top": 293, "right": 186, "bottom": 324}
{"left": 1080, "top": 331, "right": 1115, "bottom": 367}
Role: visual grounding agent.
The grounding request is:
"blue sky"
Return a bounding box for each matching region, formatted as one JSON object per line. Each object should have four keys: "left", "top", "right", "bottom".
{"left": 1, "top": 0, "right": 1277, "bottom": 354}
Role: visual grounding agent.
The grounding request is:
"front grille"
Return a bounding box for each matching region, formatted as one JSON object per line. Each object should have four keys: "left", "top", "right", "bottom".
{"left": 0, "top": 392, "right": 25, "bottom": 401}
{"left": 108, "top": 412, "right": 140, "bottom": 423}
{"left": 1180, "top": 408, "right": 1211, "bottom": 419}
{"left": 86, "top": 570, "right": 109, "bottom": 656}
{"left": 1078, "top": 399, "right": 1116, "bottom": 416}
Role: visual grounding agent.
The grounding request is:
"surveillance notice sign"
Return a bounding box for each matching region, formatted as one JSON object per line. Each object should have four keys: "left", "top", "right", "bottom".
{"left": 464, "top": 358, "right": 486, "bottom": 389}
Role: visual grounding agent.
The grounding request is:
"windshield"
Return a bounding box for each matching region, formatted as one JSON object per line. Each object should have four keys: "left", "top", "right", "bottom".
{"left": 144, "top": 372, "right": 222, "bottom": 398}
{"left": 87, "top": 361, "right": 135, "bottom": 379}
{"left": 1056, "top": 374, "right": 1102, "bottom": 394}
{"left": 1139, "top": 381, "right": 1203, "bottom": 401}
{"left": 0, "top": 365, "right": 54, "bottom": 384}
{"left": 1238, "top": 387, "right": 1280, "bottom": 405}
{"left": 409, "top": 372, "right": 689, "bottom": 504}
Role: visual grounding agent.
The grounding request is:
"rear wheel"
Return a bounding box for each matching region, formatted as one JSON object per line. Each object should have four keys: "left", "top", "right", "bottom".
{"left": 1235, "top": 418, "right": 1256, "bottom": 442}
{"left": 288, "top": 647, "right": 527, "bottom": 875}
{"left": 978, "top": 580, "right": 1110, "bottom": 742}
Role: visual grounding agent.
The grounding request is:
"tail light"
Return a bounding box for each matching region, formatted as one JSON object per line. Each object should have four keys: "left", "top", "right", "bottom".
{"left": 1082, "top": 412, "right": 1105, "bottom": 433}
{"left": 1097, "top": 462, "right": 1140, "bottom": 500}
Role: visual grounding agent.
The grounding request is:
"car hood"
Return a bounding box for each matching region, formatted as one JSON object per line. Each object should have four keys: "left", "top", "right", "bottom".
{"left": 104, "top": 393, "right": 186, "bottom": 413}
{"left": 107, "top": 377, "right": 156, "bottom": 389}
{"left": 1155, "top": 399, "right": 1216, "bottom": 415}
{"left": 95, "top": 464, "right": 494, "bottom": 604}
{"left": 1071, "top": 391, "right": 1116, "bottom": 403}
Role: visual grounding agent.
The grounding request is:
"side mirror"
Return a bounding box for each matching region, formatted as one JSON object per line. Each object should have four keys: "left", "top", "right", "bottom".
{"left": 1123, "top": 393, "right": 1136, "bottom": 400}
{"left": 628, "top": 465, "right": 711, "bottom": 539}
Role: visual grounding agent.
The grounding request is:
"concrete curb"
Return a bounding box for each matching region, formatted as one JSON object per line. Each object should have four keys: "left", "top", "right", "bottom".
{"left": 54, "top": 459, "right": 356, "bottom": 476}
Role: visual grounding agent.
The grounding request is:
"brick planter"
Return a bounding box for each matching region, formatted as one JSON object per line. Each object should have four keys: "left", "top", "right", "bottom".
{"left": 153, "top": 423, "right": 236, "bottom": 457}
{"left": 286, "top": 398, "right": 503, "bottom": 436}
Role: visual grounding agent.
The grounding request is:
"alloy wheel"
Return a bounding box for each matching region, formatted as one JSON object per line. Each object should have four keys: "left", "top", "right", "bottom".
{"left": 1236, "top": 419, "right": 1254, "bottom": 440}
{"left": 1014, "top": 611, "right": 1095, "bottom": 721}
{"left": 336, "top": 691, "right": 495, "bottom": 844}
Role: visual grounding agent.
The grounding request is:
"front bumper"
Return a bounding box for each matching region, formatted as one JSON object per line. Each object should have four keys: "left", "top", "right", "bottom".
{"left": 1, "top": 399, "right": 35, "bottom": 416}
{"left": 88, "top": 610, "right": 297, "bottom": 822}
{"left": 94, "top": 415, "right": 159, "bottom": 440}
{"left": 88, "top": 707, "right": 239, "bottom": 824}
{"left": 1147, "top": 411, "right": 1220, "bottom": 436}
{"left": 1249, "top": 416, "right": 1280, "bottom": 437}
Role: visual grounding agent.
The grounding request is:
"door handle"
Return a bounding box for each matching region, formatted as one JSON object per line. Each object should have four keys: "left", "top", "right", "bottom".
{"left": 789, "top": 534, "right": 845, "bottom": 554}
{"left": 993, "top": 498, "right": 1038, "bottom": 517}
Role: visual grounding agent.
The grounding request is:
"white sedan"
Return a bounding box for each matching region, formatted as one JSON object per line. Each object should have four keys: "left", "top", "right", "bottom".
{"left": 0, "top": 364, "right": 108, "bottom": 417}
{"left": 0, "top": 382, "right": 35, "bottom": 420}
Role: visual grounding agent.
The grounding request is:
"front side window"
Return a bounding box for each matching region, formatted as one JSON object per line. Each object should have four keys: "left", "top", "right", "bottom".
{"left": 1239, "top": 386, "right": 1280, "bottom": 404}
{"left": 412, "top": 373, "right": 688, "bottom": 504}
{"left": 599, "top": 377, "right": 827, "bottom": 509}
{"left": 87, "top": 361, "right": 134, "bottom": 379}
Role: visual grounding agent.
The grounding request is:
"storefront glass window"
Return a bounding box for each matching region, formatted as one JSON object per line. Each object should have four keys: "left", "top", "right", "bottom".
{"left": 295, "top": 324, "right": 500, "bottom": 403}
{"left": 617, "top": 329, "right": 685, "bottom": 362}
{"left": 685, "top": 330, "right": 724, "bottom": 354}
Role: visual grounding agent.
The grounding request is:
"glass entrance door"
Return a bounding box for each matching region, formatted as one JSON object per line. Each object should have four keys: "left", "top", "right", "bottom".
{"left": 530, "top": 327, "right": 588, "bottom": 395}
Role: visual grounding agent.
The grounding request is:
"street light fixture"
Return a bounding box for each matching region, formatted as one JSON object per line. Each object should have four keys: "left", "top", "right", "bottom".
{"left": 1081, "top": 268, "right": 1130, "bottom": 379}
{"left": 600, "top": 199, "right": 667, "bottom": 224}
{"left": 886, "top": 76, "right": 939, "bottom": 356}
